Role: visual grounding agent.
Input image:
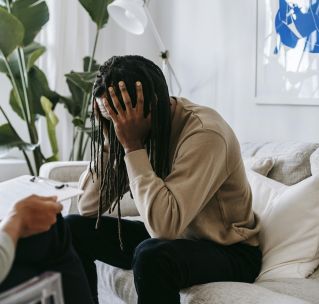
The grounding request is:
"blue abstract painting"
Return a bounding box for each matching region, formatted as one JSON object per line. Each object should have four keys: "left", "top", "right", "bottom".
{"left": 275, "top": 0, "right": 319, "bottom": 54}
{"left": 256, "top": 0, "right": 319, "bottom": 103}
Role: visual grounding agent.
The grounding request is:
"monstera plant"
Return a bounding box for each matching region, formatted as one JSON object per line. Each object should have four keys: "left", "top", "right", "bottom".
{"left": 61, "top": 0, "right": 114, "bottom": 161}
{"left": 0, "top": 0, "right": 60, "bottom": 175}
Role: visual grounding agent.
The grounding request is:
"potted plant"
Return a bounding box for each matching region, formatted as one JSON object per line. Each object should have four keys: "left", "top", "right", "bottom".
{"left": 0, "top": 0, "right": 60, "bottom": 175}
{"left": 60, "top": 0, "right": 114, "bottom": 161}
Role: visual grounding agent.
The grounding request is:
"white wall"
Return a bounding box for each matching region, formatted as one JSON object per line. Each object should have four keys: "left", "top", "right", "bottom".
{"left": 146, "top": 0, "right": 319, "bottom": 143}
{"left": 1, "top": 0, "right": 319, "bottom": 167}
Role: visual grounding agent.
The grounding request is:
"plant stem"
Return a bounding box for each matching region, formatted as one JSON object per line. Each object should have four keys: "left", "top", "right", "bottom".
{"left": 15, "top": 49, "right": 42, "bottom": 173}
{"left": 76, "top": 27, "right": 100, "bottom": 160}
{"left": 88, "top": 28, "right": 100, "bottom": 72}
{"left": 82, "top": 134, "right": 90, "bottom": 158}
{"left": 76, "top": 129, "right": 85, "bottom": 160}
{"left": 1, "top": 53, "right": 28, "bottom": 124}
{"left": 69, "top": 127, "right": 79, "bottom": 161}
{"left": 22, "top": 150, "right": 36, "bottom": 176}
{"left": 0, "top": 106, "right": 35, "bottom": 176}
{"left": 1, "top": 53, "right": 42, "bottom": 174}
{"left": 5, "top": 0, "right": 11, "bottom": 13}
{"left": 17, "top": 48, "right": 31, "bottom": 123}
{"left": 80, "top": 28, "right": 100, "bottom": 119}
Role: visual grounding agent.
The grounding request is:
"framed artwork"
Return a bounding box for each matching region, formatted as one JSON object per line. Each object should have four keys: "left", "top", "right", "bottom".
{"left": 255, "top": 0, "right": 319, "bottom": 105}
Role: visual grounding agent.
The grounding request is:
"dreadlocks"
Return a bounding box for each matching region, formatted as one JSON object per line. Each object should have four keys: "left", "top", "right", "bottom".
{"left": 90, "top": 55, "right": 172, "bottom": 249}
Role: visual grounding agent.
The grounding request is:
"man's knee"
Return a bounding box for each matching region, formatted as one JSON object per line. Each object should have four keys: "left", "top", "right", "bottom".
{"left": 133, "top": 239, "right": 175, "bottom": 273}
{"left": 64, "top": 214, "right": 88, "bottom": 240}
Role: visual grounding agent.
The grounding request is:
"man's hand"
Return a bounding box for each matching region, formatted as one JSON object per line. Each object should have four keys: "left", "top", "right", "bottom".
{"left": 0, "top": 195, "right": 62, "bottom": 244}
{"left": 102, "top": 81, "right": 151, "bottom": 154}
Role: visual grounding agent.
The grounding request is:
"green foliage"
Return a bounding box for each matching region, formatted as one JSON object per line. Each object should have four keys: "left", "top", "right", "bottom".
{"left": 0, "top": 7, "right": 24, "bottom": 57}
{"left": 0, "top": 0, "right": 59, "bottom": 174}
{"left": 0, "top": 0, "right": 114, "bottom": 166}
{"left": 83, "top": 56, "right": 100, "bottom": 72}
{"left": 60, "top": 0, "right": 114, "bottom": 160}
{"left": 24, "top": 42, "right": 46, "bottom": 71}
{"left": 9, "top": 66, "right": 60, "bottom": 120}
{"left": 79, "top": 0, "right": 112, "bottom": 29}
{"left": 40, "top": 97, "right": 59, "bottom": 161}
{"left": 0, "top": 123, "right": 38, "bottom": 157}
{"left": 11, "top": 0, "right": 49, "bottom": 46}
{"left": 65, "top": 71, "right": 97, "bottom": 94}
{"left": 0, "top": 42, "right": 46, "bottom": 75}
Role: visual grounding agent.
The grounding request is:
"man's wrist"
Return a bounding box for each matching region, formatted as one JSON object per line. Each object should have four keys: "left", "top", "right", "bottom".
{"left": 124, "top": 143, "right": 144, "bottom": 154}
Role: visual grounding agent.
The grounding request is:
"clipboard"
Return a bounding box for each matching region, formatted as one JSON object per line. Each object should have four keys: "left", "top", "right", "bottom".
{"left": 0, "top": 175, "right": 83, "bottom": 220}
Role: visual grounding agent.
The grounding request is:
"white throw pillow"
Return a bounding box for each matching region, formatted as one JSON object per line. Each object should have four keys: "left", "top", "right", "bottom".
{"left": 246, "top": 170, "right": 319, "bottom": 281}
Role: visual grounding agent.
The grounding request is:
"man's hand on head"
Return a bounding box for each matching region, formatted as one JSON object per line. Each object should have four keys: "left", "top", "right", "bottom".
{"left": 0, "top": 195, "right": 62, "bottom": 244}
{"left": 102, "top": 81, "right": 151, "bottom": 154}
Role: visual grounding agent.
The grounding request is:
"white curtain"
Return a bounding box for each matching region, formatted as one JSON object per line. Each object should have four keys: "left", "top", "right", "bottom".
{"left": 37, "top": 0, "right": 92, "bottom": 160}
{"left": 35, "top": 0, "right": 173, "bottom": 161}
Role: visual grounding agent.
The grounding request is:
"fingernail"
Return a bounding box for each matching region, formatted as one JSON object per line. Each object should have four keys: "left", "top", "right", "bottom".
{"left": 119, "top": 81, "right": 124, "bottom": 87}
{"left": 136, "top": 81, "right": 141, "bottom": 86}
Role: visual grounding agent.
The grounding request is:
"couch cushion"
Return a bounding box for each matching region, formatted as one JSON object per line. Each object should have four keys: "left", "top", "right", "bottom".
{"left": 256, "top": 278, "right": 319, "bottom": 304}
{"left": 241, "top": 142, "right": 319, "bottom": 185}
{"left": 247, "top": 170, "right": 319, "bottom": 280}
{"left": 244, "top": 157, "right": 275, "bottom": 176}
{"left": 310, "top": 147, "right": 319, "bottom": 175}
{"left": 96, "top": 262, "right": 310, "bottom": 304}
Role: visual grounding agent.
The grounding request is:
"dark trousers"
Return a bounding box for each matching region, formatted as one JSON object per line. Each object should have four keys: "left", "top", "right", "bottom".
{"left": 66, "top": 215, "right": 262, "bottom": 304}
{"left": 0, "top": 214, "right": 94, "bottom": 304}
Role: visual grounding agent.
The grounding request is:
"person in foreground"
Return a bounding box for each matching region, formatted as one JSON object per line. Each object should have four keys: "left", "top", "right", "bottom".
{"left": 0, "top": 195, "right": 94, "bottom": 304}
{"left": 66, "top": 55, "right": 262, "bottom": 304}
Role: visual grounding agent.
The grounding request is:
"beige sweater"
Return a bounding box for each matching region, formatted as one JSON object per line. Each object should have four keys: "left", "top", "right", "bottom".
{"left": 78, "top": 98, "right": 260, "bottom": 246}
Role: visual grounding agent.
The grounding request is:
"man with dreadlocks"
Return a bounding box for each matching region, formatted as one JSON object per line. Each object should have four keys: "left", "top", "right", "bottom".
{"left": 66, "top": 55, "right": 261, "bottom": 304}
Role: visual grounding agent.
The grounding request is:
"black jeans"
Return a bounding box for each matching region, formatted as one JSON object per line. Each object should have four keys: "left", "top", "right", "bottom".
{"left": 0, "top": 214, "right": 94, "bottom": 304}
{"left": 66, "top": 215, "right": 262, "bottom": 304}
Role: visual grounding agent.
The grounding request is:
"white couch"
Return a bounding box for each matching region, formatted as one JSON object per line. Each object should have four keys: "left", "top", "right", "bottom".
{"left": 40, "top": 142, "right": 319, "bottom": 304}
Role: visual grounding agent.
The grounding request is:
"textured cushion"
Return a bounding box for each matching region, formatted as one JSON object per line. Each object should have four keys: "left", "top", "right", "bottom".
{"left": 247, "top": 170, "right": 319, "bottom": 280}
{"left": 310, "top": 147, "right": 319, "bottom": 175}
{"left": 310, "top": 265, "right": 319, "bottom": 280}
{"left": 256, "top": 278, "right": 319, "bottom": 304}
{"left": 39, "top": 161, "right": 89, "bottom": 182}
{"left": 244, "top": 157, "right": 275, "bottom": 176}
{"left": 96, "top": 262, "right": 311, "bottom": 304}
{"left": 241, "top": 142, "right": 319, "bottom": 185}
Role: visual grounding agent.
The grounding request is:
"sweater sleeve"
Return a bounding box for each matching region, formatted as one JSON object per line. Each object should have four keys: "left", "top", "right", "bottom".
{"left": 0, "top": 231, "right": 15, "bottom": 284}
{"left": 124, "top": 131, "right": 228, "bottom": 239}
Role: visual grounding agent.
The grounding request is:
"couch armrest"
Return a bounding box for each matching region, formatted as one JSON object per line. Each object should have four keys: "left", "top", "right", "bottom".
{"left": 39, "top": 161, "right": 89, "bottom": 183}
{"left": 0, "top": 272, "right": 64, "bottom": 304}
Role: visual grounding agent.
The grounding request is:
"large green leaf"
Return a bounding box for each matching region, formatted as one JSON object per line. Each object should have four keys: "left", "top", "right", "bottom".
{"left": 65, "top": 71, "right": 97, "bottom": 94}
{"left": 40, "top": 96, "right": 59, "bottom": 161}
{"left": 0, "top": 123, "right": 38, "bottom": 157}
{"left": 11, "top": 0, "right": 49, "bottom": 46}
{"left": 0, "top": 7, "right": 24, "bottom": 57}
{"left": 24, "top": 42, "right": 46, "bottom": 71}
{"left": 79, "top": 0, "right": 113, "bottom": 29}
{"left": 0, "top": 42, "right": 46, "bottom": 75}
{"left": 10, "top": 66, "right": 60, "bottom": 120}
{"left": 9, "top": 89, "right": 24, "bottom": 119}
{"left": 59, "top": 95, "right": 82, "bottom": 118}
{"left": 29, "top": 66, "right": 60, "bottom": 115}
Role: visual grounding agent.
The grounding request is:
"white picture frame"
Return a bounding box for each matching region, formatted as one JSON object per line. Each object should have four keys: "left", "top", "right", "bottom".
{"left": 255, "top": 0, "right": 319, "bottom": 106}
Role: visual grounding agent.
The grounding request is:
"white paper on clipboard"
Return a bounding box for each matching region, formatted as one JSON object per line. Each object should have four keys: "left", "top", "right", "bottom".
{"left": 0, "top": 175, "right": 83, "bottom": 220}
